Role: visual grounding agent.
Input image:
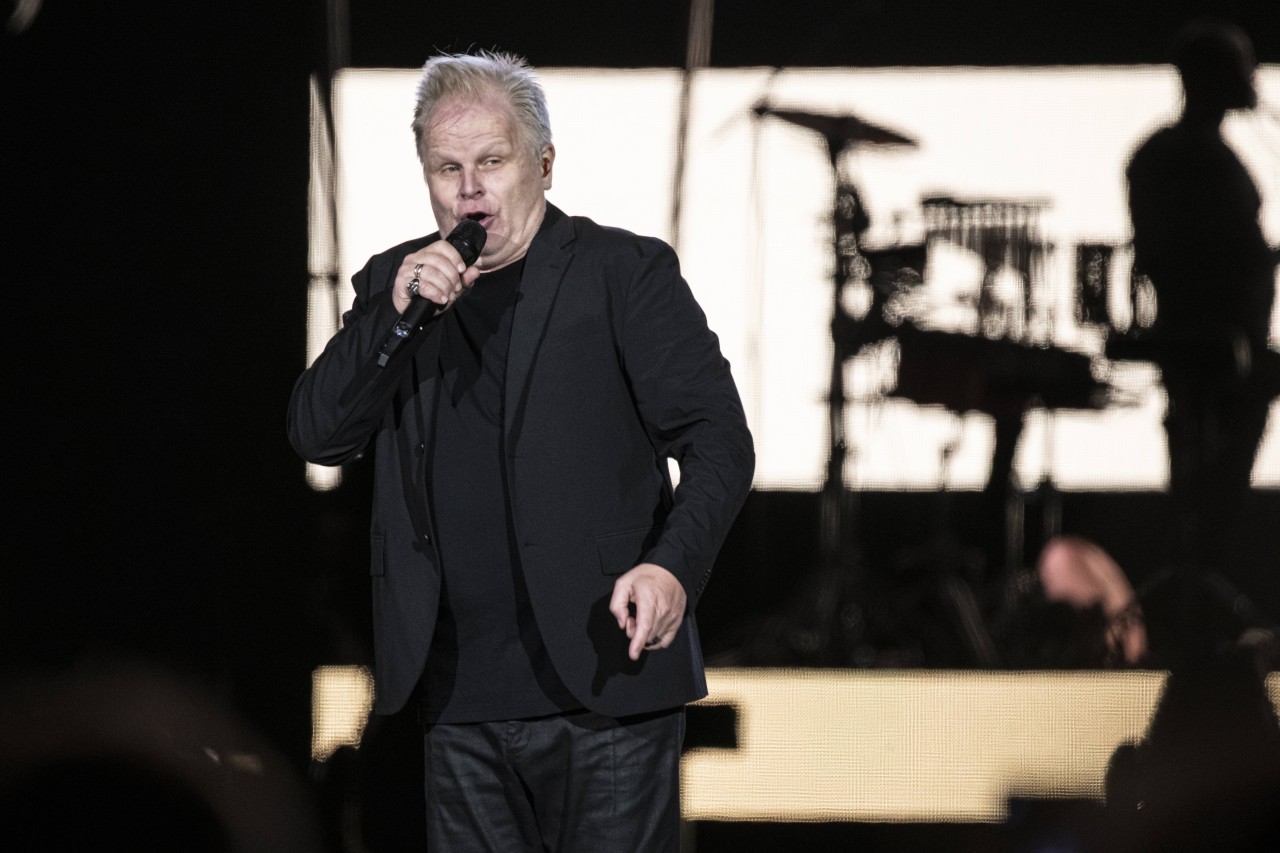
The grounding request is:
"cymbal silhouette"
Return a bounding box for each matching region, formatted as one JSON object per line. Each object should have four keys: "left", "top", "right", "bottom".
{"left": 753, "top": 100, "right": 917, "bottom": 148}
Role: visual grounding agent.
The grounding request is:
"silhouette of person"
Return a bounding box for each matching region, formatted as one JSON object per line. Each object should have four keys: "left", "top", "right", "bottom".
{"left": 1125, "top": 20, "right": 1277, "bottom": 570}
{"left": 1103, "top": 568, "right": 1280, "bottom": 853}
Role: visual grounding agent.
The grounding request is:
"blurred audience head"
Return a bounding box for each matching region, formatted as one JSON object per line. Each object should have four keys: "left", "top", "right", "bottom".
{"left": 1137, "top": 566, "right": 1278, "bottom": 675}
{"left": 0, "top": 658, "right": 326, "bottom": 853}
{"left": 1037, "top": 535, "right": 1147, "bottom": 666}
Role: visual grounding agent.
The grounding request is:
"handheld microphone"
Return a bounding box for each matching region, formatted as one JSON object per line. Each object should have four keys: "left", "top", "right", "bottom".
{"left": 376, "top": 219, "right": 487, "bottom": 367}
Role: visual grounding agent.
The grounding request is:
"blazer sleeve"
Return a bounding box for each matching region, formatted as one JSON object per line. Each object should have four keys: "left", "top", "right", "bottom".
{"left": 618, "top": 237, "right": 755, "bottom": 608}
{"left": 287, "top": 237, "right": 434, "bottom": 466}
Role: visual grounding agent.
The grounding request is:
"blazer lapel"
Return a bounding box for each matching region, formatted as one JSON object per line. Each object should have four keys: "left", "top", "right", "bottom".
{"left": 504, "top": 205, "right": 574, "bottom": 447}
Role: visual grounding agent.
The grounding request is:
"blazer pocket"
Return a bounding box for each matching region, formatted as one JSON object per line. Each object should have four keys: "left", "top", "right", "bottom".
{"left": 370, "top": 534, "right": 386, "bottom": 577}
{"left": 595, "top": 525, "right": 661, "bottom": 576}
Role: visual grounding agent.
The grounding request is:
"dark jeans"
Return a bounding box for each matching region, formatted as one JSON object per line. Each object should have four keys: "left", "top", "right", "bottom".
{"left": 1162, "top": 364, "right": 1270, "bottom": 569}
{"left": 422, "top": 707, "right": 684, "bottom": 852}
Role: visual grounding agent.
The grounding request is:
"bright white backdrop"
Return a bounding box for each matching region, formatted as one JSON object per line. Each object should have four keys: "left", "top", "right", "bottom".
{"left": 324, "top": 65, "right": 1280, "bottom": 492}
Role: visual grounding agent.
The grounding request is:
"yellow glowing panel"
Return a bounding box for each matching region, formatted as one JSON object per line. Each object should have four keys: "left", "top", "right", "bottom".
{"left": 682, "top": 668, "right": 1171, "bottom": 822}
{"left": 310, "top": 665, "right": 375, "bottom": 762}
{"left": 306, "top": 666, "right": 1280, "bottom": 818}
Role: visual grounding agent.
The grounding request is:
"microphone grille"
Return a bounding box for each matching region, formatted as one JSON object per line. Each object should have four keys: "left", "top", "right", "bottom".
{"left": 448, "top": 219, "right": 488, "bottom": 266}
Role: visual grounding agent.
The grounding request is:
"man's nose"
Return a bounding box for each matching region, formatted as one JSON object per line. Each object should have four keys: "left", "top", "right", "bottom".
{"left": 459, "top": 168, "right": 483, "bottom": 198}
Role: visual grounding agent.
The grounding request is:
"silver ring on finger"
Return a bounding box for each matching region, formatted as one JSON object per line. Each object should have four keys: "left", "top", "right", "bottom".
{"left": 408, "top": 278, "right": 420, "bottom": 297}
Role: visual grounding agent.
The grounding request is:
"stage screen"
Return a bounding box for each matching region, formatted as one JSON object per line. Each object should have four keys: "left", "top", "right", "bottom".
{"left": 315, "top": 65, "right": 1280, "bottom": 492}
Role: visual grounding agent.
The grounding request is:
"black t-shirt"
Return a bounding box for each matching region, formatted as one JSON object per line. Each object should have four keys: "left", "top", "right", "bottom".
{"left": 422, "top": 258, "right": 579, "bottom": 723}
{"left": 1127, "top": 122, "right": 1275, "bottom": 348}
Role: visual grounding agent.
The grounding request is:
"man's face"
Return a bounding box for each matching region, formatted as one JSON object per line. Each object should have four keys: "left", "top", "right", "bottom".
{"left": 421, "top": 94, "right": 554, "bottom": 272}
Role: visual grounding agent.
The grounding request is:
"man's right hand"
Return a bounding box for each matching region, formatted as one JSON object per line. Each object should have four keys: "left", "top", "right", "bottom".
{"left": 393, "top": 239, "right": 482, "bottom": 314}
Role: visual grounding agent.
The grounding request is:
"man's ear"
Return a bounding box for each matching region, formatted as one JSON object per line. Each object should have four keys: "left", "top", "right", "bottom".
{"left": 541, "top": 144, "right": 556, "bottom": 189}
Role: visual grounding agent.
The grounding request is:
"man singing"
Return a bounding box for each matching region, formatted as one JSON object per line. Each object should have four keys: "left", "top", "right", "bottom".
{"left": 288, "top": 51, "right": 754, "bottom": 851}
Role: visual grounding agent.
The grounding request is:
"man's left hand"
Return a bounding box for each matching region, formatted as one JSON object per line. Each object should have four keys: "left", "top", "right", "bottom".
{"left": 609, "top": 563, "right": 687, "bottom": 661}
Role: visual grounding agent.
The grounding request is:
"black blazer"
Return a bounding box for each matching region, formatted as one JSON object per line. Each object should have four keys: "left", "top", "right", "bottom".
{"left": 289, "top": 204, "right": 754, "bottom": 716}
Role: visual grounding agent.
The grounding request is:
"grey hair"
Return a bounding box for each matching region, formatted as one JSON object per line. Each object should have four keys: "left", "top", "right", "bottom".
{"left": 410, "top": 50, "right": 553, "bottom": 163}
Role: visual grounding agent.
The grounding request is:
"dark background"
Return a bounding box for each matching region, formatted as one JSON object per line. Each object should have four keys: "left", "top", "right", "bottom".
{"left": 3, "top": 0, "right": 1279, "bottom": 847}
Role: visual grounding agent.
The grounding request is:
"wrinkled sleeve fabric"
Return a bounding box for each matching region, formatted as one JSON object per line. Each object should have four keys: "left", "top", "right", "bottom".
{"left": 288, "top": 237, "right": 435, "bottom": 465}
{"left": 616, "top": 236, "right": 755, "bottom": 609}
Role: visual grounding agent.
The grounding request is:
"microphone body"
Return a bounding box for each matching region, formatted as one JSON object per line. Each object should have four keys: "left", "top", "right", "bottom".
{"left": 376, "top": 220, "right": 487, "bottom": 367}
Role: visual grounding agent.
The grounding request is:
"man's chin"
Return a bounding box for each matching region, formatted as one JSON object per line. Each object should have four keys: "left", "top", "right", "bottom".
{"left": 474, "top": 247, "right": 508, "bottom": 273}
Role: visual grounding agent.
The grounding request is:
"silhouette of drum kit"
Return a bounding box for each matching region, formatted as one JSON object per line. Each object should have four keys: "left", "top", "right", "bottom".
{"left": 752, "top": 101, "right": 1113, "bottom": 540}
{"left": 752, "top": 100, "right": 1122, "bottom": 417}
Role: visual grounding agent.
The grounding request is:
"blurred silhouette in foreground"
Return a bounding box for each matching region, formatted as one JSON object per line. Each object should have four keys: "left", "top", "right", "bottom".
{"left": 0, "top": 659, "right": 325, "bottom": 853}
{"left": 1124, "top": 19, "right": 1278, "bottom": 571}
{"left": 1105, "top": 568, "right": 1280, "bottom": 852}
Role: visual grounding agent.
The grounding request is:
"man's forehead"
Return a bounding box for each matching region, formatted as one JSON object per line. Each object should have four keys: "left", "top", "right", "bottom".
{"left": 423, "top": 97, "right": 521, "bottom": 160}
{"left": 427, "top": 93, "right": 513, "bottom": 135}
